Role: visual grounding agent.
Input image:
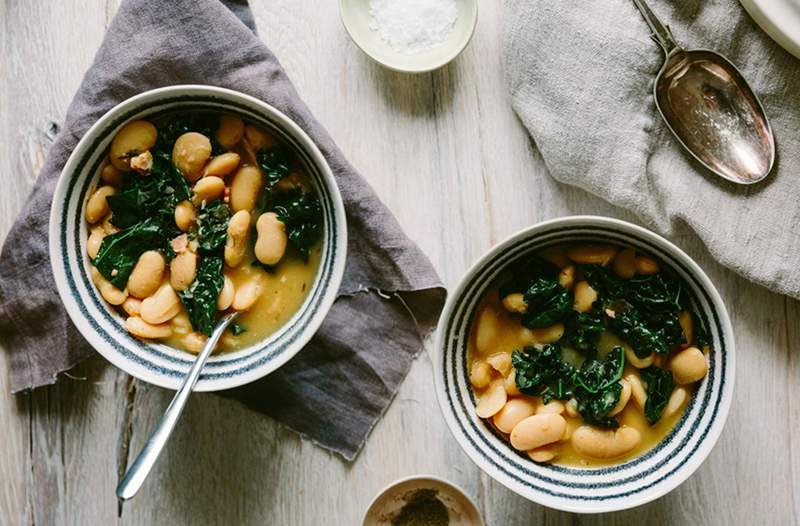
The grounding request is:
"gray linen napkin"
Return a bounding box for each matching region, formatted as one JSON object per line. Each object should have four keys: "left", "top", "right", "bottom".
{"left": 0, "top": 0, "right": 445, "bottom": 460}
{"left": 504, "top": 0, "right": 800, "bottom": 299}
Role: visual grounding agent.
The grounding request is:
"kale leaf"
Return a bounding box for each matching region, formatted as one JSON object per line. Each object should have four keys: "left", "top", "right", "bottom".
{"left": 264, "top": 189, "right": 322, "bottom": 261}
{"left": 498, "top": 256, "right": 560, "bottom": 299}
{"left": 605, "top": 299, "right": 670, "bottom": 358}
{"left": 576, "top": 382, "right": 622, "bottom": 429}
{"left": 92, "top": 217, "right": 166, "bottom": 289}
{"left": 257, "top": 147, "right": 294, "bottom": 191}
{"left": 562, "top": 310, "right": 605, "bottom": 353}
{"left": 521, "top": 278, "right": 573, "bottom": 328}
{"left": 640, "top": 366, "right": 675, "bottom": 425}
{"left": 178, "top": 256, "right": 225, "bottom": 336}
{"left": 196, "top": 200, "right": 231, "bottom": 254}
{"left": 231, "top": 322, "right": 247, "bottom": 336}
{"left": 155, "top": 113, "right": 225, "bottom": 155}
{"left": 512, "top": 345, "right": 575, "bottom": 403}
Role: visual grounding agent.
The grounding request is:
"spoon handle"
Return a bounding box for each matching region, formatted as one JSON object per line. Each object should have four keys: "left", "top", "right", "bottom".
{"left": 631, "top": 0, "right": 681, "bottom": 54}
{"left": 115, "top": 312, "right": 239, "bottom": 501}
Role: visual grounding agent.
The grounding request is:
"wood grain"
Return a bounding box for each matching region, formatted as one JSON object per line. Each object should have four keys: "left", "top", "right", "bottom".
{"left": 1, "top": 0, "right": 798, "bottom": 524}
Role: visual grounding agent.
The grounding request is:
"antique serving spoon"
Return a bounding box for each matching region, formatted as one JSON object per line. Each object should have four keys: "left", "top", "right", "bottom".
{"left": 632, "top": 0, "right": 775, "bottom": 184}
{"left": 116, "top": 312, "right": 238, "bottom": 501}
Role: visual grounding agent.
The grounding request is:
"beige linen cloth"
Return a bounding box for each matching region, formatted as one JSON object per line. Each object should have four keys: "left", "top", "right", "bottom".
{"left": 504, "top": 0, "right": 800, "bottom": 299}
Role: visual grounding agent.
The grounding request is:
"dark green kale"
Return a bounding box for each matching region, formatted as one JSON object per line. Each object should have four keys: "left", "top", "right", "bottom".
{"left": 196, "top": 200, "right": 231, "bottom": 254}
{"left": 106, "top": 151, "right": 190, "bottom": 229}
{"left": 512, "top": 344, "right": 625, "bottom": 428}
{"left": 264, "top": 189, "right": 322, "bottom": 261}
{"left": 640, "top": 366, "right": 675, "bottom": 425}
{"left": 512, "top": 345, "right": 575, "bottom": 403}
{"left": 562, "top": 310, "right": 605, "bottom": 353}
{"left": 178, "top": 199, "right": 230, "bottom": 335}
{"left": 605, "top": 299, "right": 670, "bottom": 358}
{"left": 573, "top": 346, "right": 625, "bottom": 428}
{"left": 256, "top": 147, "right": 294, "bottom": 191}
{"left": 92, "top": 218, "right": 166, "bottom": 289}
{"left": 178, "top": 256, "right": 225, "bottom": 336}
{"left": 521, "top": 278, "right": 573, "bottom": 328}
{"left": 498, "top": 256, "right": 560, "bottom": 299}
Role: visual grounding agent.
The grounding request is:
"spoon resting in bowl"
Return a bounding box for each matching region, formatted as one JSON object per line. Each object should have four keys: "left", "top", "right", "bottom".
{"left": 116, "top": 312, "right": 239, "bottom": 501}
{"left": 632, "top": 0, "right": 775, "bottom": 184}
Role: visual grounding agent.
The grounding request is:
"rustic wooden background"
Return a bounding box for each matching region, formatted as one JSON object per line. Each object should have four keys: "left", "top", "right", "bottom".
{"left": 1, "top": 1, "right": 798, "bottom": 524}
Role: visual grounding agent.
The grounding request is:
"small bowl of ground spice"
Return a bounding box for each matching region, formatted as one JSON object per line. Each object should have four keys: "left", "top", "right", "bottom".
{"left": 362, "top": 475, "right": 484, "bottom": 526}
{"left": 339, "top": 0, "right": 478, "bottom": 73}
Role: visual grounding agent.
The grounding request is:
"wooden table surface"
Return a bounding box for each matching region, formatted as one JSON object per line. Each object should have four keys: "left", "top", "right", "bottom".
{"left": 1, "top": 1, "right": 798, "bottom": 524}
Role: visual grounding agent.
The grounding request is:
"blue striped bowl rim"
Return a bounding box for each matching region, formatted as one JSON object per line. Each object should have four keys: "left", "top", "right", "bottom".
{"left": 49, "top": 86, "right": 347, "bottom": 392}
{"left": 433, "top": 216, "right": 734, "bottom": 513}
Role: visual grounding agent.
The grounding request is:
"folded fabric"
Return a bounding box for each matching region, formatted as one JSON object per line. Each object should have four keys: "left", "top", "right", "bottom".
{"left": 504, "top": 0, "right": 800, "bottom": 299}
{"left": 0, "top": 0, "right": 445, "bottom": 460}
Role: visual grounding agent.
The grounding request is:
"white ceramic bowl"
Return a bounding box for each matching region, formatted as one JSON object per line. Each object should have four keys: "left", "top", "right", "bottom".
{"left": 434, "top": 216, "right": 734, "bottom": 513}
{"left": 339, "top": 0, "right": 478, "bottom": 73}
{"left": 49, "top": 85, "right": 347, "bottom": 392}
{"left": 362, "top": 475, "right": 484, "bottom": 526}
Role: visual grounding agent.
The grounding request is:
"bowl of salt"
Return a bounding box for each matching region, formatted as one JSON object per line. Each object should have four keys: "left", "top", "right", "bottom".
{"left": 340, "top": 0, "right": 478, "bottom": 73}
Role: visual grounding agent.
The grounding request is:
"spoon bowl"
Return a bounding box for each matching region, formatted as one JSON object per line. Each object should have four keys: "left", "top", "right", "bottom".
{"left": 633, "top": 0, "right": 774, "bottom": 184}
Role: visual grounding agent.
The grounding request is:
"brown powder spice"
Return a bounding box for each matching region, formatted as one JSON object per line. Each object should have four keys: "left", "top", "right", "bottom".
{"left": 390, "top": 489, "right": 450, "bottom": 526}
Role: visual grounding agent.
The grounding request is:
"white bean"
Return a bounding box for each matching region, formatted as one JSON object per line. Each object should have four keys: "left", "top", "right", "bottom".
{"left": 670, "top": 347, "right": 708, "bottom": 385}
{"left": 608, "top": 379, "right": 632, "bottom": 416}
{"left": 528, "top": 444, "right": 559, "bottom": 463}
{"left": 110, "top": 120, "right": 157, "bottom": 171}
{"left": 140, "top": 282, "right": 181, "bottom": 324}
{"left": 216, "top": 275, "right": 235, "bottom": 310}
{"left": 232, "top": 276, "right": 263, "bottom": 311}
{"left": 90, "top": 267, "right": 127, "bottom": 305}
{"left": 663, "top": 386, "right": 690, "bottom": 418}
{"left": 509, "top": 413, "right": 566, "bottom": 451}
{"left": 170, "top": 250, "right": 197, "bottom": 291}
{"left": 85, "top": 186, "right": 116, "bottom": 224}
{"left": 501, "top": 293, "right": 527, "bottom": 313}
{"left": 493, "top": 398, "right": 537, "bottom": 434}
{"left": 486, "top": 352, "right": 512, "bottom": 377}
{"left": 127, "top": 250, "right": 166, "bottom": 299}
{"left": 573, "top": 281, "right": 597, "bottom": 313}
{"left": 612, "top": 247, "right": 637, "bottom": 279}
{"left": 475, "top": 380, "right": 507, "bottom": 419}
{"left": 125, "top": 316, "right": 172, "bottom": 339}
{"left": 254, "top": 212, "right": 288, "bottom": 265}
{"left": 474, "top": 308, "right": 499, "bottom": 355}
{"left": 224, "top": 210, "right": 250, "bottom": 267}
{"left": 572, "top": 425, "right": 641, "bottom": 459}
{"left": 567, "top": 245, "right": 618, "bottom": 265}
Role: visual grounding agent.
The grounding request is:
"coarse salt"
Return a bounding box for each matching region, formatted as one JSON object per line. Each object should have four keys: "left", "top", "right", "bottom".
{"left": 368, "top": 0, "right": 458, "bottom": 55}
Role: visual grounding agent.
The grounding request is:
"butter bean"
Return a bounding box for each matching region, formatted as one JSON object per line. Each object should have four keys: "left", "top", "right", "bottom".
{"left": 90, "top": 267, "right": 128, "bottom": 305}
{"left": 558, "top": 264, "right": 575, "bottom": 290}
{"left": 565, "top": 398, "right": 579, "bottom": 417}
{"left": 635, "top": 255, "right": 660, "bottom": 275}
{"left": 192, "top": 176, "right": 225, "bottom": 206}
{"left": 571, "top": 425, "right": 640, "bottom": 459}
{"left": 87, "top": 228, "right": 105, "bottom": 259}
{"left": 170, "top": 311, "right": 192, "bottom": 336}
{"left": 140, "top": 282, "right": 181, "bottom": 324}
{"left": 125, "top": 316, "right": 172, "bottom": 339}
{"left": 244, "top": 125, "right": 274, "bottom": 150}
{"left": 203, "top": 152, "right": 240, "bottom": 177}
{"left": 474, "top": 308, "right": 499, "bottom": 355}
{"left": 101, "top": 163, "right": 123, "bottom": 186}
{"left": 230, "top": 165, "right": 262, "bottom": 212}
{"left": 493, "top": 398, "right": 537, "bottom": 433}
{"left": 170, "top": 251, "right": 197, "bottom": 291}
{"left": 528, "top": 444, "right": 559, "bottom": 463}
{"left": 567, "top": 245, "right": 618, "bottom": 266}
{"left": 475, "top": 380, "right": 507, "bottom": 419}
{"left": 536, "top": 401, "right": 565, "bottom": 415}
{"left": 613, "top": 247, "right": 637, "bottom": 279}
{"left": 510, "top": 413, "right": 566, "bottom": 451}
{"left": 663, "top": 386, "right": 690, "bottom": 418}
{"left": 541, "top": 247, "right": 569, "bottom": 268}
{"left": 625, "top": 372, "right": 647, "bottom": 410}
{"left": 122, "top": 297, "right": 142, "bottom": 317}
{"left": 625, "top": 345, "right": 655, "bottom": 369}
{"left": 608, "top": 379, "right": 632, "bottom": 416}
{"left": 216, "top": 114, "right": 245, "bottom": 150}
{"left": 670, "top": 347, "right": 708, "bottom": 385}
{"left": 101, "top": 214, "right": 119, "bottom": 235}
{"left": 110, "top": 120, "right": 157, "bottom": 171}
{"left": 232, "top": 276, "right": 263, "bottom": 311}
{"left": 573, "top": 281, "right": 597, "bottom": 313}
{"left": 504, "top": 368, "right": 521, "bottom": 396}
{"left": 174, "top": 200, "right": 196, "bottom": 232}
{"left": 224, "top": 210, "right": 251, "bottom": 267}
{"left": 85, "top": 186, "right": 116, "bottom": 224}
{"left": 173, "top": 132, "right": 212, "bottom": 182}
{"left": 520, "top": 323, "right": 565, "bottom": 345}
{"left": 501, "top": 293, "right": 527, "bottom": 313}
{"left": 486, "top": 352, "right": 512, "bottom": 377}
{"left": 127, "top": 251, "right": 166, "bottom": 299}
{"left": 470, "top": 361, "right": 492, "bottom": 389}
{"left": 182, "top": 331, "right": 208, "bottom": 354}
{"left": 254, "top": 212, "right": 288, "bottom": 265}
{"left": 216, "top": 275, "right": 235, "bottom": 310}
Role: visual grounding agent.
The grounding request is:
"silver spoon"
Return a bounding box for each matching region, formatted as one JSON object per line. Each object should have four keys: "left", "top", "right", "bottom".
{"left": 116, "top": 312, "right": 238, "bottom": 500}
{"left": 632, "top": 0, "right": 775, "bottom": 184}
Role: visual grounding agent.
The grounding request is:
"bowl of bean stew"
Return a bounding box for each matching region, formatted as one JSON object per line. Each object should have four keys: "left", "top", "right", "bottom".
{"left": 50, "top": 85, "right": 347, "bottom": 391}
{"left": 434, "top": 216, "right": 734, "bottom": 513}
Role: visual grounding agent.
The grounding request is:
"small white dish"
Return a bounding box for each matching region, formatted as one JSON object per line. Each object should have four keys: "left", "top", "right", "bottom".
{"left": 49, "top": 85, "right": 348, "bottom": 392}
{"left": 434, "top": 216, "right": 735, "bottom": 513}
{"left": 362, "top": 475, "right": 484, "bottom": 526}
{"left": 739, "top": 0, "right": 800, "bottom": 59}
{"left": 340, "top": 0, "right": 478, "bottom": 73}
